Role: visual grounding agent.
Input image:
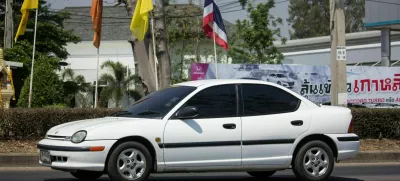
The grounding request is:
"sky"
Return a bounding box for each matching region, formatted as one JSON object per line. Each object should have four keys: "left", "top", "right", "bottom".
{"left": 46, "top": 0, "right": 292, "bottom": 38}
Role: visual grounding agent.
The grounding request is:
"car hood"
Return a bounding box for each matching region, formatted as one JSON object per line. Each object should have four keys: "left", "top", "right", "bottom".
{"left": 46, "top": 117, "right": 145, "bottom": 136}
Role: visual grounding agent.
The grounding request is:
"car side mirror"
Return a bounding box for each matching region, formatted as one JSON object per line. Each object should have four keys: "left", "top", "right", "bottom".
{"left": 176, "top": 106, "right": 199, "bottom": 119}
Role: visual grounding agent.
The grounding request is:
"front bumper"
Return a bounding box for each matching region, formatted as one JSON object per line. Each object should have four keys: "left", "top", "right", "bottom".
{"left": 37, "top": 139, "right": 117, "bottom": 172}
{"left": 324, "top": 133, "right": 360, "bottom": 161}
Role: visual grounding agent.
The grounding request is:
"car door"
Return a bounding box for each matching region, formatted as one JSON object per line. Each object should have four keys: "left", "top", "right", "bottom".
{"left": 240, "top": 83, "right": 311, "bottom": 165}
{"left": 163, "top": 84, "right": 242, "bottom": 167}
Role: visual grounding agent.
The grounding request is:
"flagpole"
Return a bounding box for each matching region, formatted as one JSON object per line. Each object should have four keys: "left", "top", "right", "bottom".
{"left": 213, "top": 23, "right": 218, "bottom": 79}
{"left": 94, "top": 48, "right": 99, "bottom": 108}
{"left": 28, "top": 8, "right": 38, "bottom": 108}
{"left": 151, "top": 12, "right": 158, "bottom": 90}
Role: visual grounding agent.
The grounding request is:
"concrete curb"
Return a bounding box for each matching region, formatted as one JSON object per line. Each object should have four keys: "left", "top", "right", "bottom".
{"left": 0, "top": 151, "right": 399, "bottom": 167}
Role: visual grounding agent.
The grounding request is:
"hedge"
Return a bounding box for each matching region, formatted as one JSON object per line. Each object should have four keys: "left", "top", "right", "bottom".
{"left": 0, "top": 108, "right": 121, "bottom": 140}
{"left": 0, "top": 108, "right": 399, "bottom": 140}
{"left": 351, "top": 108, "right": 400, "bottom": 139}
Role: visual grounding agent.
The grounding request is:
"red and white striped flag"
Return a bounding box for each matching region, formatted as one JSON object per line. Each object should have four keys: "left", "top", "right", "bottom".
{"left": 203, "top": 0, "right": 228, "bottom": 51}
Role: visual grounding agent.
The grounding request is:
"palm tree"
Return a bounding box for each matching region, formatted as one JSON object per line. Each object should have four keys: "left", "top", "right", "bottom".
{"left": 61, "top": 68, "right": 91, "bottom": 107}
{"left": 99, "top": 60, "right": 142, "bottom": 108}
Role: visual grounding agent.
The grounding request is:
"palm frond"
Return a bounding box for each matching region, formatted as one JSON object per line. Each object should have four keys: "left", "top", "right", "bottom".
{"left": 75, "top": 75, "right": 86, "bottom": 84}
{"left": 99, "top": 87, "right": 114, "bottom": 104}
{"left": 99, "top": 74, "right": 117, "bottom": 85}
{"left": 101, "top": 60, "right": 126, "bottom": 85}
{"left": 127, "top": 89, "right": 143, "bottom": 101}
{"left": 123, "top": 74, "right": 141, "bottom": 88}
{"left": 62, "top": 68, "right": 75, "bottom": 81}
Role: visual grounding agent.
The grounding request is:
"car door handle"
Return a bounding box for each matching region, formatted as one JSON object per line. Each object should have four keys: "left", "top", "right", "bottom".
{"left": 223, "top": 123, "right": 236, "bottom": 129}
{"left": 291, "top": 120, "right": 303, "bottom": 126}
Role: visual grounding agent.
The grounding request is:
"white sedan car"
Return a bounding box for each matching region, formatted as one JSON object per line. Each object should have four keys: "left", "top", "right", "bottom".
{"left": 37, "top": 79, "right": 360, "bottom": 181}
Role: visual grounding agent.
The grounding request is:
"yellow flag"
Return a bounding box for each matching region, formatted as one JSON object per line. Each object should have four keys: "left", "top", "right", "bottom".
{"left": 14, "top": 0, "right": 39, "bottom": 42}
{"left": 130, "top": 0, "right": 154, "bottom": 41}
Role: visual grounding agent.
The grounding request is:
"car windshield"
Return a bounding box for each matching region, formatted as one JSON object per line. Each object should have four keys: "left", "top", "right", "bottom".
{"left": 277, "top": 74, "right": 286, "bottom": 78}
{"left": 112, "top": 85, "right": 197, "bottom": 119}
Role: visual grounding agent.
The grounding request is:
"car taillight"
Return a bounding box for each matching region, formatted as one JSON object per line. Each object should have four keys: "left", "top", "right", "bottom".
{"left": 348, "top": 119, "right": 354, "bottom": 133}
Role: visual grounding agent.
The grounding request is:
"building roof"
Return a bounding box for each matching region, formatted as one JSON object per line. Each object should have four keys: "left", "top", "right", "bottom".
{"left": 274, "top": 30, "right": 400, "bottom": 53}
{"left": 62, "top": 6, "right": 131, "bottom": 41}
{"left": 62, "top": 4, "right": 235, "bottom": 41}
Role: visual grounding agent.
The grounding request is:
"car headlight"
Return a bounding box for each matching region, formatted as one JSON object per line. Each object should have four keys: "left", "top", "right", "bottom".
{"left": 71, "top": 130, "right": 87, "bottom": 143}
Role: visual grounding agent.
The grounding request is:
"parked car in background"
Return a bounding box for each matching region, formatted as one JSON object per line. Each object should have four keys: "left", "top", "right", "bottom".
{"left": 263, "top": 73, "right": 295, "bottom": 89}
{"left": 37, "top": 79, "right": 359, "bottom": 181}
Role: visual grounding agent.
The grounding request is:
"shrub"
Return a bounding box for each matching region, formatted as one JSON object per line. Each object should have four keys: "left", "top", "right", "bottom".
{"left": 351, "top": 108, "right": 400, "bottom": 139}
{"left": 0, "top": 108, "right": 121, "bottom": 140}
{"left": 17, "top": 55, "right": 66, "bottom": 108}
{"left": 0, "top": 108, "right": 399, "bottom": 140}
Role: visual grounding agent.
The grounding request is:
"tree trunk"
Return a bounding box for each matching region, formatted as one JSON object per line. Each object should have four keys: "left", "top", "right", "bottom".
{"left": 155, "top": 0, "right": 172, "bottom": 88}
{"left": 126, "top": 0, "right": 156, "bottom": 93}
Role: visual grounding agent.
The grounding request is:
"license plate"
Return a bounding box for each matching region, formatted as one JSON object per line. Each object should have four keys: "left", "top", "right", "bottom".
{"left": 40, "top": 150, "right": 51, "bottom": 164}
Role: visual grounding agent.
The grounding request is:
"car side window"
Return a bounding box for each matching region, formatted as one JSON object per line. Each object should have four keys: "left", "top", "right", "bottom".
{"left": 241, "top": 84, "right": 300, "bottom": 116}
{"left": 183, "top": 84, "right": 237, "bottom": 119}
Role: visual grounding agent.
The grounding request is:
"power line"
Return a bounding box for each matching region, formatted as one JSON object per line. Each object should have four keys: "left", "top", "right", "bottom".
{"left": 47, "top": 7, "right": 246, "bottom": 20}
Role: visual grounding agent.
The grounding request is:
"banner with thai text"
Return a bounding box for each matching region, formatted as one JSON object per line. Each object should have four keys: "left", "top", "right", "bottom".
{"left": 190, "top": 63, "right": 400, "bottom": 105}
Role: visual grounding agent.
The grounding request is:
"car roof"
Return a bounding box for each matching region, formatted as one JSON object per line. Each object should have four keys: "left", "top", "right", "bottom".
{"left": 174, "top": 79, "right": 274, "bottom": 87}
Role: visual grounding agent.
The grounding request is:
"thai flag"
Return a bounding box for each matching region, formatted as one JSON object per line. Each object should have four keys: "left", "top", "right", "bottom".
{"left": 203, "top": 0, "right": 228, "bottom": 51}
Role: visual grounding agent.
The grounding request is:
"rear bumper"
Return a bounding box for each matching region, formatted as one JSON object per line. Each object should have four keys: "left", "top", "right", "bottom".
{"left": 324, "top": 133, "right": 360, "bottom": 161}
{"left": 37, "top": 139, "right": 117, "bottom": 172}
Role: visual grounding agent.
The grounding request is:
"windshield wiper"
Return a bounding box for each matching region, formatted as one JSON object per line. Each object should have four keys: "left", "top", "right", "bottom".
{"left": 136, "top": 110, "right": 160, "bottom": 116}
{"left": 110, "top": 111, "right": 132, "bottom": 116}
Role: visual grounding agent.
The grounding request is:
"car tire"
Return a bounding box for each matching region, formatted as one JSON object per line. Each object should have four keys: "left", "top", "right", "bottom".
{"left": 70, "top": 170, "right": 103, "bottom": 180}
{"left": 247, "top": 171, "right": 276, "bottom": 178}
{"left": 293, "top": 140, "right": 334, "bottom": 181}
{"left": 277, "top": 81, "right": 281, "bottom": 85}
{"left": 107, "top": 141, "right": 153, "bottom": 181}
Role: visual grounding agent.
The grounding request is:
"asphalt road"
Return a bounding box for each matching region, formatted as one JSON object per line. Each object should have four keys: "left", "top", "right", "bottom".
{"left": 0, "top": 163, "right": 399, "bottom": 181}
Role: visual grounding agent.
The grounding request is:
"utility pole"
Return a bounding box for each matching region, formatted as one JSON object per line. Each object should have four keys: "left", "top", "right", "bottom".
{"left": 330, "top": 0, "right": 347, "bottom": 107}
{"left": 4, "top": 0, "right": 14, "bottom": 48}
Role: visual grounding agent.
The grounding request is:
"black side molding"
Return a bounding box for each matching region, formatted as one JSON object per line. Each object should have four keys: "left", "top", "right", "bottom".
{"left": 158, "top": 139, "right": 296, "bottom": 148}
{"left": 158, "top": 141, "right": 241, "bottom": 149}
{"left": 337, "top": 136, "right": 360, "bottom": 142}
{"left": 37, "top": 144, "right": 91, "bottom": 152}
{"left": 243, "top": 139, "right": 295, "bottom": 145}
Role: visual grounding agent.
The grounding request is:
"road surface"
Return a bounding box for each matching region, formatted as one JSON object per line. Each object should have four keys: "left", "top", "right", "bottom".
{"left": 0, "top": 163, "right": 399, "bottom": 181}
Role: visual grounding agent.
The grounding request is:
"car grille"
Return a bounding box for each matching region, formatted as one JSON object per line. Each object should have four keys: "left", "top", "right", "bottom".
{"left": 51, "top": 156, "right": 68, "bottom": 163}
{"left": 46, "top": 135, "right": 70, "bottom": 141}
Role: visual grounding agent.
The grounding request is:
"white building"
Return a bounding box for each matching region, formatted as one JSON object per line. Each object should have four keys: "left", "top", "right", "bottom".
{"left": 276, "top": 30, "right": 400, "bottom": 67}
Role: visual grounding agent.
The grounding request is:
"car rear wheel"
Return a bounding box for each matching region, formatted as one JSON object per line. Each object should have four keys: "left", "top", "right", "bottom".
{"left": 70, "top": 170, "right": 103, "bottom": 180}
{"left": 247, "top": 171, "right": 276, "bottom": 178}
{"left": 107, "top": 141, "right": 153, "bottom": 181}
{"left": 293, "top": 140, "right": 334, "bottom": 181}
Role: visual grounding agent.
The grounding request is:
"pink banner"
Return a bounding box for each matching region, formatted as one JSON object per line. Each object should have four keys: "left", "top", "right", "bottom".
{"left": 191, "top": 63, "right": 209, "bottom": 80}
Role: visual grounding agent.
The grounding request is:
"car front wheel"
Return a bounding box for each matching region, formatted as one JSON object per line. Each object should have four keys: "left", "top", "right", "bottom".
{"left": 107, "top": 141, "right": 153, "bottom": 181}
{"left": 70, "top": 170, "right": 103, "bottom": 180}
{"left": 247, "top": 171, "right": 276, "bottom": 178}
{"left": 293, "top": 140, "right": 334, "bottom": 181}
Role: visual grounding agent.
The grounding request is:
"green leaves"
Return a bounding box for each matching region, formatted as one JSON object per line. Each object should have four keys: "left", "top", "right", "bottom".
{"left": 287, "top": 0, "right": 365, "bottom": 39}
{"left": 17, "top": 55, "right": 65, "bottom": 108}
{"left": 4, "top": 0, "right": 80, "bottom": 67}
{"left": 228, "top": 0, "right": 284, "bottom": 64}
{"left": 99, "top": 61, "right": 142, "bottom": 108}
